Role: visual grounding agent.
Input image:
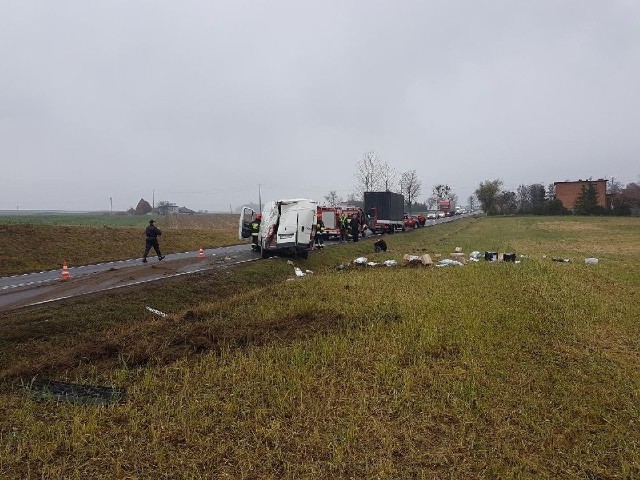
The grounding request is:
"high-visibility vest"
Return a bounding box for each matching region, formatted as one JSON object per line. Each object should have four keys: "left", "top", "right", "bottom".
{"left": 251, "top": 221, "right": 260, "bottom": 237}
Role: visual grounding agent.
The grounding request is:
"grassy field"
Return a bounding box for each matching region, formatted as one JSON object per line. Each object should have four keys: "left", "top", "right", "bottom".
{"left": 0, "top": 214, "right": 239, "bottom": 276}
{"left": 1, "top": 216, "right": 639, "bottom": 478}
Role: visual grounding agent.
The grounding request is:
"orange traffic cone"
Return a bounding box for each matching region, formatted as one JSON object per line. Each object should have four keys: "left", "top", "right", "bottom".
{"left": 61, "top": 260, "right": 71, "bottom": 280}
{"left": 198, "top": 247, "right": 206, "bottom": 259}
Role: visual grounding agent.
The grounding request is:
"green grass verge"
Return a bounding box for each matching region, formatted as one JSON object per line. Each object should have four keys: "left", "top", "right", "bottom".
{"left": 1, "top": 216, "right": 639, "bottom": 478}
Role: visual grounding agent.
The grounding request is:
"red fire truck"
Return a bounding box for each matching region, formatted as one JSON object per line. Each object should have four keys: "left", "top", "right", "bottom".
{"left": 317, "top": 205, "right": 367, "bottom": 239}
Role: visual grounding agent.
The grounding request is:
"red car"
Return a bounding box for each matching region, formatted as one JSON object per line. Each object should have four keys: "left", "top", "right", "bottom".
{"left": 403, "top": 214, "right": 420, "bottom": 229}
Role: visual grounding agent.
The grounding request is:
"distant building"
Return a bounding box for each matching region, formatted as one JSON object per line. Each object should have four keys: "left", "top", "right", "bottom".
{"left": 156, "top": 203, "right": 180, "bottom": 215}
{"left": 554, "top": 179, "right": 608, "bottom": 210}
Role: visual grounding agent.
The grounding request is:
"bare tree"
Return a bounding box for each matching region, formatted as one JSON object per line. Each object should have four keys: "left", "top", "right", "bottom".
{"left": 400, "top": 170, "right": 422, "bottom": 213}
{"left": 379, "top": 162, "right": 398, "bottom": 192}
{"left": 345, "top": 192, "right": 362, "bottom": 207}
{"left": 355, "top": 150, "right": 381, "bottom": 194}
{"left": 324, "top": 190, "right": 342, "bottom": 207}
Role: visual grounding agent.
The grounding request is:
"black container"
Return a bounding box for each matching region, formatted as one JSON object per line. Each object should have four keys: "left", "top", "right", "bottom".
{"left": 503, "top": 252, "right": 516, "bottom": 262}
{"left": 485, "top": 251, "right": 498, "bottom": 261}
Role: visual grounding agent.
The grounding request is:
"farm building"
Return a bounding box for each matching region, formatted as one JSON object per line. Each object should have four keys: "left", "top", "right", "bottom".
{"left": 554, "top": 179, "right": 608, "bottom": 211}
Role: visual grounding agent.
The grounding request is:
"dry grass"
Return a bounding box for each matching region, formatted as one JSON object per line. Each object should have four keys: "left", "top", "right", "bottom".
{"left": 1, "top": 216, "right": 640, "bottom": 479}
{"left": 0, "top": 214, "right": 239, "bottom": 276}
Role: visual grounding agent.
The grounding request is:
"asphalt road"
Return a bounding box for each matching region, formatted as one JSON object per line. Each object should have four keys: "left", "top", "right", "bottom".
{"left": 0, "top": 244, "right": 259, "bottom": 311}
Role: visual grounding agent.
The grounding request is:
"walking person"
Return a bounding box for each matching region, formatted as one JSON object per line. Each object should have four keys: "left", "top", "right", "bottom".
{"left": 142, "top": 219, "right": 165, "bottom": 263}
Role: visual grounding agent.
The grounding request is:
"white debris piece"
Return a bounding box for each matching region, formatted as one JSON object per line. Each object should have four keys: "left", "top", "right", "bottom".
{"left": 436, "top": 259, "right": 464, "bottom": 267}
{"left": 353, "top": 257, "right": 368, "bottom": 265}
{"left": 145, "top": 306, "right": 168, "bottom": 318}
{"left": 469, "top": 251, "right": 482, "bottom": 259}
{"left": 383, "top": 260, "right": 397, "bottom": 267}
{"left": 367, "top": 262, "right": 380, "bottom": 267}
{"left": 305, "top": 269, "right": 314, "bottom": 274}
{"left": 294, "top": 267, "right": 305, "bottom": 277}
{"left": 585, "top": 258, "right": 599, "bottom": 265}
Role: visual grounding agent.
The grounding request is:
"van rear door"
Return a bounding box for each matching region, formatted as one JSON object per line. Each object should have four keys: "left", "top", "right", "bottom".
{"left": 238, "top": 206, "right": 255, "bottom": 240}
{"left": 277, "top": 202, "right": 300, "bottom": 247}
{"left": 295, "top": 202, "right": 316, "bottom": 246}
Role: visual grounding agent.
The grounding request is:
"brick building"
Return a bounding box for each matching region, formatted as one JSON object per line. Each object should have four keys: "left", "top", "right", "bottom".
{"left": 554, "top": 179, "right": 608, "bottom": 210}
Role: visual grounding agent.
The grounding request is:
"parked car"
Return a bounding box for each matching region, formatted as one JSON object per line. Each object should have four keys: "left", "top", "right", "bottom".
{"left": 426, "top": 212, "right": 437, "bottom": 220}
{"left": 437, "top": 211, "right": 446, "bottom": 218}
{"left": 403, "top": 214, "right": 419, "bottom": 229}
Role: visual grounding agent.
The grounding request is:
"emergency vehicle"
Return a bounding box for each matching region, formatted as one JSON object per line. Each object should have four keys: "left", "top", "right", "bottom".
{"left": 240, "top": 199, "right": 318, "bottom": 259}
{"left": 317, "top": 205, "right": 367, "bottom": 239}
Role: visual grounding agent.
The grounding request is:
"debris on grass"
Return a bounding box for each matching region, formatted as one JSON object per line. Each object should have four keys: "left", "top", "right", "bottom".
{"left": 353, "top": 257, "right": 368, "bottom": 265}
{"left": 484, "top": 252, "right": 498, "bottom": 261}
{"left": 552, "top": 258, "right": 571, "bottom": 263}
{"left": 383, "top": 260, "right": 397, "bottom": 267}
{"left": 449, "top": 252, "right": 466, "bottom": 264}
{"left": 27, "top": 378, "right": 126, "bottom": 405}
{"left": 503, "top": 253, "right": 516, "bottom": 262}
{"left": 145, "top": 306, "right": 168, "bottom": 318}
{"left": 585, "top": 258, "right": 599, "bottom": 265}
{"left": 403, "top": 254, "right": 433, "bottom": 266}
{"left": 436, "top": 259, "right": 464, "bottom": 267}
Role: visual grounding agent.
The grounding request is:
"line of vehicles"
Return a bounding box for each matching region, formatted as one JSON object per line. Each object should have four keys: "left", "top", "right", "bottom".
{"left": 239, "top": 192, "right": 464, "bottom": 259}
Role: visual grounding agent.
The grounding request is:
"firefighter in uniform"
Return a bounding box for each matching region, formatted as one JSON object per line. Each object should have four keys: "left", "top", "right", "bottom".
{"left": 315, "top": 217, "right": 325, "bottom": 248}
{"left": 339, "top": 213, "right": 348, "bottom": 243}
{"left": 251, "top": 214, "right": 261, "bottom": 251}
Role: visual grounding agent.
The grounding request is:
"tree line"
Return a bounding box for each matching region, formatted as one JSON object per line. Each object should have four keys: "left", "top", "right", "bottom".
{"left": 475, "top": 179, "right": 640, "bottom": 216}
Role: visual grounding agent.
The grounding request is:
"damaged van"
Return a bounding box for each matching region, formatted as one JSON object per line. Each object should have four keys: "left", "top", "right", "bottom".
{"left": 239, "top": 198, "right": 318, "bottom": 259}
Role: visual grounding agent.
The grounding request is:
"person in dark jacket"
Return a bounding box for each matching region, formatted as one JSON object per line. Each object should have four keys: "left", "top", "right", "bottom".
{"left": 374, "top": 238, "right": 387, "bottom": 253}
{"left": 142, "top": 219, "right": 165, "bottom": 263}
{"left": 350, "top": 213, "right": 360, "bottom": 242}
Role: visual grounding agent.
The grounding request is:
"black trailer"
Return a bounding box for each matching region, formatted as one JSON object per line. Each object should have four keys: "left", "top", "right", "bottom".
{"left": 364, "top": 191, "right": 405, "bottom": 233}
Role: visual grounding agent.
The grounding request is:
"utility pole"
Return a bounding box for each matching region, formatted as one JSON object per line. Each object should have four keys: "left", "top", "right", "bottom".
{"left": 110, "top": 197, "right": 113, "bottom": 214}
{"left": 152, "top": 189, "right": 155, "bottom": 210}
{"left": 258, "top": 184, "right": 262, "bottom": 213}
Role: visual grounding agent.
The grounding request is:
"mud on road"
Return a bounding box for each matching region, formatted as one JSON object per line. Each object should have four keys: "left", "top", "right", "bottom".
{"left": 0, "top": 249, "right": 258, "bottom": 312}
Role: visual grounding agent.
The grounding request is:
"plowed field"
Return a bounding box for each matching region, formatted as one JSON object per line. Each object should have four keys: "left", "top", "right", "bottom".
{"left": 162, "top": 213, "right": 239, "bottom": 230}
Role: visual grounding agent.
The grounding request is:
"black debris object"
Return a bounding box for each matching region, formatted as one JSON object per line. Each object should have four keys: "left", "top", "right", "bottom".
{"left": 28, "top": 378, "right": 126, "bottom": 405}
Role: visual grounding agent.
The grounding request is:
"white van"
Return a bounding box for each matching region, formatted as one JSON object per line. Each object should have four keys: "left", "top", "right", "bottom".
{"left": 239, "top": 199, "right": 318, "bottom": 259}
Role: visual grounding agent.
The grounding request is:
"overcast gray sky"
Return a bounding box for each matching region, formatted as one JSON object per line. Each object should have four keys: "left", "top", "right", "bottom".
{"left": 1, "top": 1, "right": 639, "bottom": 212}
